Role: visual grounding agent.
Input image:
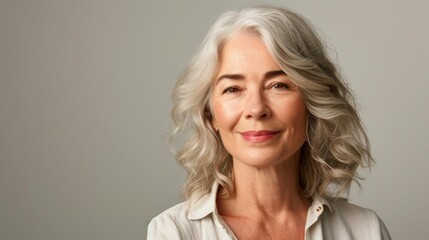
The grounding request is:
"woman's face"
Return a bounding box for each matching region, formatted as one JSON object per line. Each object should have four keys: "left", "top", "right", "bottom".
{"left": 211, "top": 32, "right": 307, "bottom": 168}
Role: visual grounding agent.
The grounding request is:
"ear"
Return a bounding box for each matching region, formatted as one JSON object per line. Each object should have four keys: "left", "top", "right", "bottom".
{"left": 211, "top": 117, "right": 218, "bottom": 131}
{"left": 205, "top": 107, "right": 218, "bottom": 131}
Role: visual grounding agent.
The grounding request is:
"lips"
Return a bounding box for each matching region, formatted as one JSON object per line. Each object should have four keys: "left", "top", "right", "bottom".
{"left": 240, "top": 130, "right": 279, "bottom": 142}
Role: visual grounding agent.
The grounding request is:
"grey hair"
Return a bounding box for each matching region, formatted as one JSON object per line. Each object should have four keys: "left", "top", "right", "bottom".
{"left": 170, "top": 5, "right": 373, "bottom": 201}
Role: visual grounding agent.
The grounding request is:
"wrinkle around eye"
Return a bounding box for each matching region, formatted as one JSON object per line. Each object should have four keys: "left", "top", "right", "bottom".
{"left": 222, "top": 86, "right": 241, "bottom": 94}
{"left": 272, "top": 82, "right": 290, "bottom": 89}
{"left": 266, "top": 82, "right": 291, "bottom": 93}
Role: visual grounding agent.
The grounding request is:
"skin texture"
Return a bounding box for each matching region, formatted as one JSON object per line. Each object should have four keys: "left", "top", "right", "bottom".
{"left": 211, "top": 31, "right": 310, "bottom": 239}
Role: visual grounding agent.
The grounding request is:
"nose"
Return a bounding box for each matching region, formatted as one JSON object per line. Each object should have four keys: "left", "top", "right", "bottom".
{"left": 244, "top": 91, "right": 271, "bottom": 120}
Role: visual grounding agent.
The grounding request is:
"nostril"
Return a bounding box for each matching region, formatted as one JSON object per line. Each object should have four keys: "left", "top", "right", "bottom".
{"left": 245, "top": 106, "right": 271, "bottom": 120}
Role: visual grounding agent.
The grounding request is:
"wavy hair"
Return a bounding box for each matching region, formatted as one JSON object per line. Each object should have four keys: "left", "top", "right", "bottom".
{"left": 170, "top": 5, "right": 373, "bottom": 201}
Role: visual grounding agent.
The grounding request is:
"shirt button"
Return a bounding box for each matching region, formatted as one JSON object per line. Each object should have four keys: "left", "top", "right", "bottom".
{"left": 316, "top": 206, "right": 323, "bottom": 212}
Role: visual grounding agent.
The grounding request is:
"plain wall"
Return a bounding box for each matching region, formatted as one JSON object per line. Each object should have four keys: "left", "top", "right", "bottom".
{"left": 0, "top": 0, "right": 428, "bottom": 239}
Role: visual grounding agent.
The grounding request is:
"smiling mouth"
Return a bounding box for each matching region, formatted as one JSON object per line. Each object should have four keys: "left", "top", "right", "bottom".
{"left": 240, "top": 131, "right": 279, "bottom": 142}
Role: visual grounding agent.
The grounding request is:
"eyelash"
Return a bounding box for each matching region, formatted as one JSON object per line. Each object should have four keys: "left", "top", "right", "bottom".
{"left": 271, "top": 82, "right": 290, "bottom": 90}
{"left": 221, "top": 82, "right": 290, "bottom": 94}
{"left": 222, "top": 87, "right": 240, "bottom": 94}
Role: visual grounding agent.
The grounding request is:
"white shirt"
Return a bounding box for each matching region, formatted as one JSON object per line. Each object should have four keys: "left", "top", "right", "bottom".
{"left": 147, "top": 182, "right": 391, "bottom": 239}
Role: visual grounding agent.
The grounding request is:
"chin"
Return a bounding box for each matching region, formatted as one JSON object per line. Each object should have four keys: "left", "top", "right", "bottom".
{"left": 233, "top": 153, "right": 285, "bottom": 168}
{"left": 231, "top": 148, "right": 302, "bottom": 169}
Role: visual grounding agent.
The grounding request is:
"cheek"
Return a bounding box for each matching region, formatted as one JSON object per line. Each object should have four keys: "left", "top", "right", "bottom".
{"left": 212, "top": 99, "right": 241, "bottom": 130}
{"left": 293, "top": 100, "right": 307, "bottom": 125}
{"left": 294, "top": 101, "right": 308, "bottom": 136}
{"left": 277, "top": 97, "right": 307, "bottom": 131}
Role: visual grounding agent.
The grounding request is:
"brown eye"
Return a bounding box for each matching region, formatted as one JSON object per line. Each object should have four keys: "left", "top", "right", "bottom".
{"left": 272, "top": 83, "right": 290, "bottom": 90}
{"left": 222, "top": 87, "right": 240, "bottom": 94}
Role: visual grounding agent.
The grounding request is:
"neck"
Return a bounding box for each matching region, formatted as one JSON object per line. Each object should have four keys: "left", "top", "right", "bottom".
{"left": 218, "top": 152, "right": 310, "bottom": 218}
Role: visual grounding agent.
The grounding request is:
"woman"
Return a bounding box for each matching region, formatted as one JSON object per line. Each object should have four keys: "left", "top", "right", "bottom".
{"left": 148, "top": 5, "right": 390, "bottom": 240}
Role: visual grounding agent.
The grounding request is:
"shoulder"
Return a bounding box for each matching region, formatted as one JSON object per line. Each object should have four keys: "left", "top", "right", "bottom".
{"left": 147, "top": 201, "right": 192, "bottom": 240}
{"left": 328, "top": 198, "right": 378, "bottom": 221}
{"left": 147, "top": 183, "right": 226, "bottom": 239}
{"left": 151, "top": 201, "right": 191, "bottom": 223}
{"left": 322, "top": 198, "right": 391, "bottom": 239}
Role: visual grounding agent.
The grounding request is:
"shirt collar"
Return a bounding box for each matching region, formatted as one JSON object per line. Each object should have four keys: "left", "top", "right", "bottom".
{"left": 187, "top": 181, "right": 220, "bottom": 220}
{"left": 187, "top": 181, "right": 332, "bottom": 220}
{"left": 314, "top": 193, "right": 332, "bottom": 212}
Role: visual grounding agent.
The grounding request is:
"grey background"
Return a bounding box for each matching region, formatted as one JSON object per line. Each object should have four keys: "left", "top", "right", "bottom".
{"left": 0, "top": 0, "right": 427, "bottom": 239}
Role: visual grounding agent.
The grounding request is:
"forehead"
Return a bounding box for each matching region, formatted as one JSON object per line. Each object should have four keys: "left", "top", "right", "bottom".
{"left": 222, "top": 31, "right": 264, "bottom": 50}
{"left": 217, "top": 31, "right": 280, "bottom": 72}
{"left": 220, "top": 31, "right": 267, "bottom": 58}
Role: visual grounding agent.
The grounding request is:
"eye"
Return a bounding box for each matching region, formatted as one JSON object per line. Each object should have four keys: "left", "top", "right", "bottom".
{"left": 272, "top": 82, "right": 290, "bottom": 90}
{"left": 222, "top": 87, "right": 240, "bottom": 94}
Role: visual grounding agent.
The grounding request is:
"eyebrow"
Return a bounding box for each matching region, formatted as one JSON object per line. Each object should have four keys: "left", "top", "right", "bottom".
{"left": 216, "top": 70, "right": 286, "bottom": 83}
